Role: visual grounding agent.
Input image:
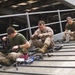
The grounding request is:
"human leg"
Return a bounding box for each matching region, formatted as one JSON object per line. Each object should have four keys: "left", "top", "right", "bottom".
{"left": 7, "top": 52, "right": 23, "bottom": 61}
{"left": 0, "top": 53, "right": 11, "bottom": 65}
{"left": 0, "top": 52, "right": 5, "bottom": 56}
{"left": 70, "top": 33, "right": 75, "bottom": 41}
{"left": 29, "top": 39, "right": 43, "bottom": 48}
{"left": 39, "top": 37, "right": 53, "bottom": 53}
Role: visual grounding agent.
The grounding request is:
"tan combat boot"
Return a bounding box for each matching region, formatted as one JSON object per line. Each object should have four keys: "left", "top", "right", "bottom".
{"left": 39, "top": 43, "right": 48, "bottom": 53}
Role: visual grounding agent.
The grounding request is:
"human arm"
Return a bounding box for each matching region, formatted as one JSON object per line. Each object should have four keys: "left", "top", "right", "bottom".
{"left": 41, "top": 27, "right": 54, "bottom": 37}
{"left": 12, "top": 41, "right": 30, "bottom": 50}
{"left": 12, "top": 33, "right": 30, "bottom": 50}
{"left": 2, "top": 36, "right": 7, "bottom": 41}
{"left": 64, "top": 23, "right": 74, "bottom": 35}
{"left": 31, "top": 29, "right": 39, "bottom": 39}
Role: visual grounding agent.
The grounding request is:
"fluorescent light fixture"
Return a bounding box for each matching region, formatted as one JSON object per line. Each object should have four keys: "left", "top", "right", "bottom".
{"left": 11, "top": 5, "right": 18, "bottom": 8}
{"left": 17, "top": 2, "right": 27, "bottom": 6}
{"left": 52, "top": 2, "right": 61, "bottom": 5}
{"left": 31, "top": 7, "right": 39, "bottom": 10}
{"left": 25, "top": 9, "right": 31, "bottom": 12}
{"left": 13, "top": 24, "right": 19, "bottom": 27}
{"left": 27, "top": 0, "right": 37, "bottom": 4}
{"left": 41, "top": 2, "right": 61, "bottom": 8}
{"left": 41, "top": 5, "right": 50, "bottom": 8}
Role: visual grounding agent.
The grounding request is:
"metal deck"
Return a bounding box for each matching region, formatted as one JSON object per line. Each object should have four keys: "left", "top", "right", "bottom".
{"left": 0, "top": 41, "right": 75, "bottom": 75}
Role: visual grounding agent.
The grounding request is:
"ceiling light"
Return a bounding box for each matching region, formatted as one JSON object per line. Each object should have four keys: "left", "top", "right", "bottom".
{"left": 13, "top": 24, "right": 19, "bottom": 27}
{"left": 25, "top": 9, "right": 31, "bottom": 12}
{"left": 41, "top": 2, "right": 61, "bottom": 8}
{"left": 11, "top": 5, "right": 18, "bottom": 8}
{"left": 52, "top": 2, "right": 61, "bottom": 5}
{"left": 32, "top": 7, "right": 39, "bottom": 10}
{"left": 17, "top": 2, "right": 27, "bottom": 6}
{"left": 41, "top": 5, "right": 50, "bottom": 8}
{"left": 27, "top": 0, "right": 37, "bottom": 4}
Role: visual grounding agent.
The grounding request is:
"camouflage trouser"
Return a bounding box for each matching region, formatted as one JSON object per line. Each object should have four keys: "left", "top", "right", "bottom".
{"left": 7, "top": 52, "right": 23, "bottom": 61}
{"left": 29, "top": 36, "right": 54, "bottom": 48}
{"left": 0, "top": 52, "right": 11, "bottom": 65}
{"left": 0, "top": 52, "right": 23, "bottom": 65}
{"left": 63, "top": 33, "right": 75, "bottom": 41}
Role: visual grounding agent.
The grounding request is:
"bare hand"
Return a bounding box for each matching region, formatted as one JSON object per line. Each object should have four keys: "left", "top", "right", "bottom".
{"left": 12, "top": 45, "right": 18, "bottom": 50}
{"left": 34, "top": 33, "right": 38, "bottom": 36}
{"left": 38, "top": 34, "right": 43, "bottom": 38}
{"left": 70, "top": 32, "right": 74, "bottom": 35}
{"left": 2, "top": 36, "right": 7, "bottom": 41}
{"left": 31, "top": 33, "right": 38, "bottom": 39}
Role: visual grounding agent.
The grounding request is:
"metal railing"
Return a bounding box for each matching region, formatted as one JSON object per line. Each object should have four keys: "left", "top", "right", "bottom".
{"left": 0, "top": 8, "right": 75, "bottom": 39}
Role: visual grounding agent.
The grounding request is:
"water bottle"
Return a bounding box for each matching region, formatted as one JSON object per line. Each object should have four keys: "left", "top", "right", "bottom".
{"left": 66, "top": 34, "right": 69, "bottom": 42}
{"left": 25, "top": 56, "right": 34, "bottom": 64}
{"left": 65, "top": 30, "right": 70, "bottom": 42}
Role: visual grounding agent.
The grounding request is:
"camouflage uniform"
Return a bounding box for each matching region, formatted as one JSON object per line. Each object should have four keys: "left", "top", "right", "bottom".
{"left": 0, "top": 33, "right": 27, "bottom": 65}
{"left": 63, "top": 21, "right": 75, "bottom": 41}
{"left": 29, "top": 26, "right": 54, "bottom": 53}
